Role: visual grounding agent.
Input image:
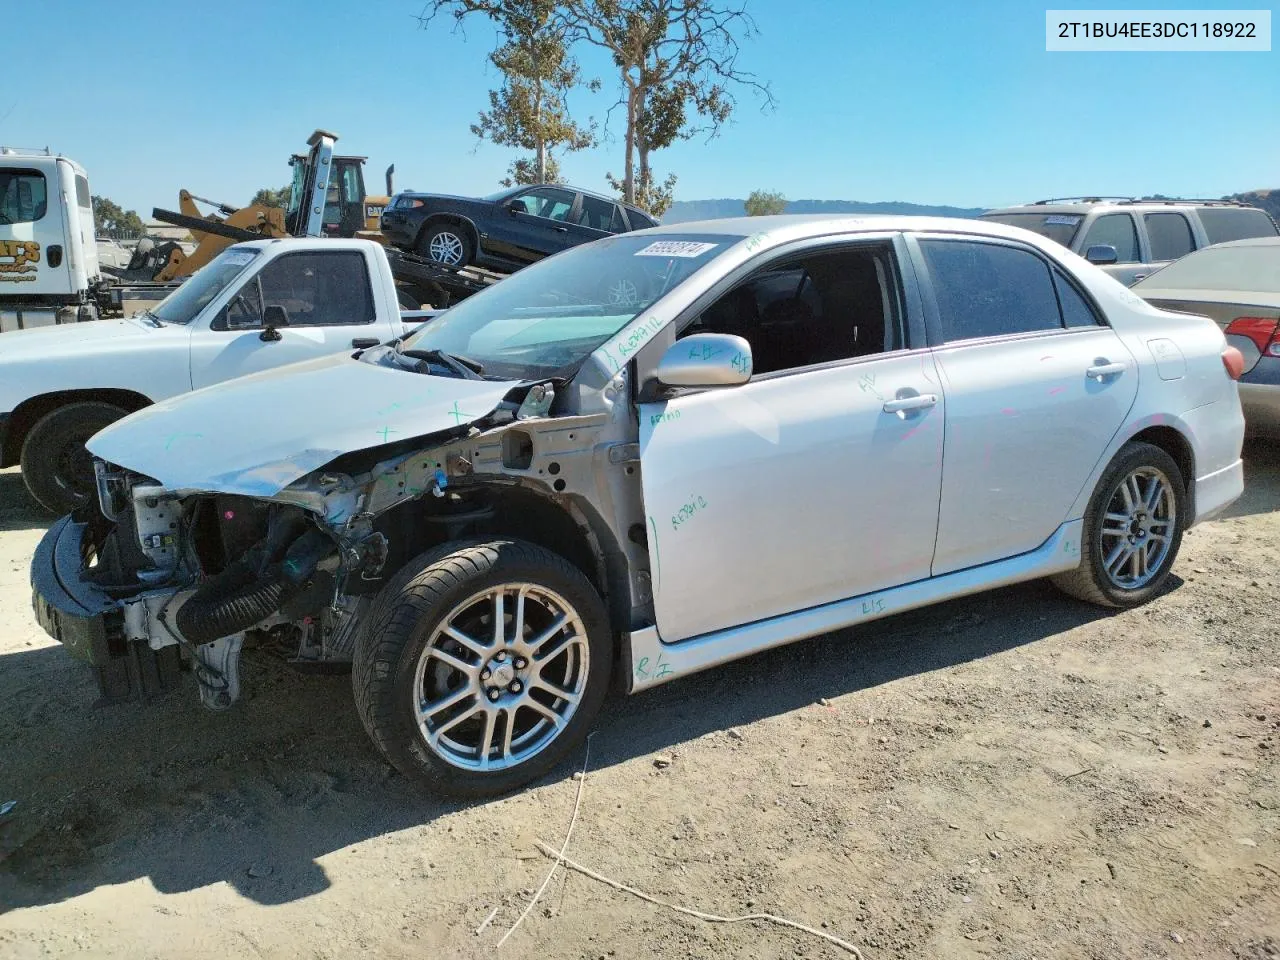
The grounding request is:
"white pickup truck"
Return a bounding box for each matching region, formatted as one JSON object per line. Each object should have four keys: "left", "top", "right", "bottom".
{"left": 0, "top": 237, "right": 435, "bottom": 512}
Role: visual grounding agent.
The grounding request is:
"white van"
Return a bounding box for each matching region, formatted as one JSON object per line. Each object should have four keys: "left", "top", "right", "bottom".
{"left": 0, "top": 148, "right": 102, "bottom": 331}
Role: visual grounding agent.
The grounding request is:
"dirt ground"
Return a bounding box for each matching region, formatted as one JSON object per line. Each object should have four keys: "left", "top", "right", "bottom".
{"left": 1, "top": 444, "right": 1277, "bottom": 960}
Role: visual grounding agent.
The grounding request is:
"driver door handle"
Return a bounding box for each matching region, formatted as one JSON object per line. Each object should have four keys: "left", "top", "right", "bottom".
{"left": 882, "top": 394, "right": 938, "bottom": 414}
{"left": 554, "top": 225, "right": 568, "bottom": 232}
{"left": 1086, "top": 361, "right": 1126, "bottom": 380}
{"left": 352, "top": 337, "right": 380, "bottom": 349}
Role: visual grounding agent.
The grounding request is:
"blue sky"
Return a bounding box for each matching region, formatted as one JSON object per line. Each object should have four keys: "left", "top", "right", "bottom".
{"left": 3, "top": 0, "right": 1275, "bottom": 216}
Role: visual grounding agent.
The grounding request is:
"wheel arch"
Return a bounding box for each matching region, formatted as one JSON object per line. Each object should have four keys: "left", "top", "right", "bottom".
{"left": 1125, "top": 424, "right": 1196, "bottom": 519}
{"left": 415, "top": 214, "right": 480, "bottom": 255}
{"left": 1, "top": 389, "right": 153, "bottom": 468}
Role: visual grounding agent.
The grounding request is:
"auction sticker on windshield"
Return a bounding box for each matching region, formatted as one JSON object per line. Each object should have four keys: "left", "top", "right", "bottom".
{"left": 1044, "top": 215, "right": 1082, "bottom": 225}
{"left": 635, "top": 240, "right": 718, "bottom": 258}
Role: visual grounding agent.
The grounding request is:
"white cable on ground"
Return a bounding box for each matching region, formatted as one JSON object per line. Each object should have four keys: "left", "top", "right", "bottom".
{"left": 533, "top": 840, "right": 864, "bottom": 959}
{"left": 496, "top": 733, "right": 595, "bottom": 948}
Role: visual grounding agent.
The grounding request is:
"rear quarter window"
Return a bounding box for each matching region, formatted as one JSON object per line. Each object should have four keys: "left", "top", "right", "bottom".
{"left": 75, "top": 174, "right": 91, "bottom": 209}
{"left": 1198, "top": 206, "right": 1280, "bottom": 245}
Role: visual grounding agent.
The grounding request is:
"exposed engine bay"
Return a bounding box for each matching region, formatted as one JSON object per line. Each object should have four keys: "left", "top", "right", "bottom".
{"left": 64, "top": 378, "right": 647, "bottom": 712}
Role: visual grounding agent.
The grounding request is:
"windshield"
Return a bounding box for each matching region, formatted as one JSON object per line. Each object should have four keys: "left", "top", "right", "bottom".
{"left": 150, "top": 247, "right": 261, "bottom": 324}
{"left": 482, "top": 186, "right": 526, "bottom": 203}
{"left": 981, "top": 212, "right": 1083, "bottom": 247}
{"left": 398, "top": 233, "right": 739, "bottom": 379}
{"left": 1134, "top": 244, "right": 1280, "bottom": 294}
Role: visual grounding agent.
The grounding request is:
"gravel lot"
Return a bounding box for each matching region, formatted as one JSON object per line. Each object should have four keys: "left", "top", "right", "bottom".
{"left": 1, "top": 445, "right": 1277, "bottom": 960}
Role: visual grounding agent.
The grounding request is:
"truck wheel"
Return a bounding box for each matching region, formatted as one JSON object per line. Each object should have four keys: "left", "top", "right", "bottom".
{"left": 20, "top": 402, "right": 128, "bottom": 514}
{"left": 353, "top": 539, "right": 612, "bottom": 797}
{"left": 417, "top": 224, "right": 472, "bottom": 267}
{"left": 1051, "top": 441, "right": 1186, "bottom": 608}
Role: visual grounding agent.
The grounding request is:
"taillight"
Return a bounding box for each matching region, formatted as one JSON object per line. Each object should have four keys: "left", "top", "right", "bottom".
{"left": 1225, "top": 316, "right": 1280, "bottom": 357}
{"left": 1222, "top": 345, "right": 1245, "bottom": 380}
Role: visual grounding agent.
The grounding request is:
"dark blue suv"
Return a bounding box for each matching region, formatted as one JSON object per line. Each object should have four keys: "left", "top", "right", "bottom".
{"left": 380, "top": 183, "right": 660, "bottom": 270}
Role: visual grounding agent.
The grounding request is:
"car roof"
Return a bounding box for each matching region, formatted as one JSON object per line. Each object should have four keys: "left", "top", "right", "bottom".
{"left": 629, "top": 213, "right": 1052, "bottom": 243}
{"left": 984, "top": 199, "right": 1255, "bottom": 215}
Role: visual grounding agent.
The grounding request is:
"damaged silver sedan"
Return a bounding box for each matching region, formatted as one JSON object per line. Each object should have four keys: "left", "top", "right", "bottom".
{"left": 31, "top": 217, "right": 1246, "bottom": 795}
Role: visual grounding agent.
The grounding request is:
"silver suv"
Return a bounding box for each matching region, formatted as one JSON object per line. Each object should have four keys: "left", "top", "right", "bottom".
{"left": 981, "top": 197, "right": 1279, "bottom": 286}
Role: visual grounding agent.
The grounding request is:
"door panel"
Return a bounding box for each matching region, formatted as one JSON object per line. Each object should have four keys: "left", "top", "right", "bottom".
{"left": 639, "top": 352, "right": 945, "bottom": 644}
{"left": 498, "top": 187, "right": 577, "bottom": 262}
{"left": 930, "top": 327, "right": 1137, "bottom": 575}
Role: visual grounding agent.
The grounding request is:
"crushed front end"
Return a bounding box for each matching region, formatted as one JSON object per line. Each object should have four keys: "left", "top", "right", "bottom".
{"left": 31, "top": 462, "right": 357, "bottom": 709}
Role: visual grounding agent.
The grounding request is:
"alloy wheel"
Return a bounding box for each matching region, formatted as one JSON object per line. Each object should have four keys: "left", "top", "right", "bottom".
{"left": 411, "top": 583, "right": 590, "bottom": 771}
{"left": 428, "top": 231, "right": 465, "bottom": 265}
{"left": 1098, "top": 466, "right": 1176, "bottom": 590}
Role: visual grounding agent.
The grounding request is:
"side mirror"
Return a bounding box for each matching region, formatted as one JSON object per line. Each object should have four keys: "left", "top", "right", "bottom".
{"left": 507, "top": 198, "right": 530, "bottom": 215}
{"left": 1085, "top": 244, "right": 1119, "bottom": 265}
{"left": 656, "top": 333, "right": 753, "bottom": 389}
{"left": 260, "top": 304, "right": 289, "bottom": 342}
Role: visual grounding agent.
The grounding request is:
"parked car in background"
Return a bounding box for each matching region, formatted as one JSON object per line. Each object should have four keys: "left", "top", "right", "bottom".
{"left": 31, "top": 215, "right": 1245, "bottom": 797}
{"left": 1134, "top": 236, "right": 1280, "bottom": 437}
{"left": 981, "top": 198, "right": 1279, "bottom": 286}
{"left": 379, "top": 183, "right": 659, "bottom": 270}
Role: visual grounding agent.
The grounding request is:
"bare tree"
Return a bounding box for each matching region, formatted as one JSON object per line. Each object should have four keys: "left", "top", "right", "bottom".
{"left": 566, "top": 0, "right": 774, "bottom": 211}
{"left": 420, "top": 0, "right": 594, "bottom": 186}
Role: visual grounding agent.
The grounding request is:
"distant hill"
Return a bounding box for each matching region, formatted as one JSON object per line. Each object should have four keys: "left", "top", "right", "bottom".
{"left": 1226, "top": 189, "right": 1279, "bottom": 222}
{"left": 663, "top": 198, "right": 988, "bottom": 223}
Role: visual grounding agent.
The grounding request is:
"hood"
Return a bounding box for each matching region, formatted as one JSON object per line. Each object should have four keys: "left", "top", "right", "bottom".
{"left": 88, "top": 352, "right": 522, "bottom": 497}
{"left": 0, "top": 316, "right": 169, "bottom": 361}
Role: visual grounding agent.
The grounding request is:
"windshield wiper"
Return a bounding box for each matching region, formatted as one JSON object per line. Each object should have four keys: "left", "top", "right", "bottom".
{"left": 138, "top": 309, "right": 164, "bottom": 327}
{"left": 401, "top": 347, "right": 485, "bottom": 379}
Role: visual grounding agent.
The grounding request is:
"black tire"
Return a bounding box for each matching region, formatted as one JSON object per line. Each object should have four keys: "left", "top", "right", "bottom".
{"left": 1051, "top": 441, "right": 1186, "bottom": 608}
{"left": 352, "top": 538, "right": 612, "bottom": 797}
{"left": 415, "top": 223, "right": 473, "bottom": 267}
{"left": 20, "top": 401, "right": 129, "bottom": 514}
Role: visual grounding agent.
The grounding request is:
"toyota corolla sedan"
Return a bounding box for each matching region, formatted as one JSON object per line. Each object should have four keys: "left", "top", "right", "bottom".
{"left": 32, "top": 216, "right": 1246, "bottom": 796}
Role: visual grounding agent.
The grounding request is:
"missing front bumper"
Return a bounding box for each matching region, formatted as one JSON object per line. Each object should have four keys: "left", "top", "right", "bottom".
{"left": 30, "top": 515, "right": 182, "bottom": 704}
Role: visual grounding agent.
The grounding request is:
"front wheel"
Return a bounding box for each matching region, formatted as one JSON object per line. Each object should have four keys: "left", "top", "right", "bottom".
{"left": 352, "top": 539, "right": 612, "bottom": 796}
{"left": 416, "top": 224, "right": 473, "bottom": 267}
{"left": 20, "top": 401, "right": 129, "bottom": 514}
{"left": 1051, "top": 441, "right": 1186, "bottom": 608}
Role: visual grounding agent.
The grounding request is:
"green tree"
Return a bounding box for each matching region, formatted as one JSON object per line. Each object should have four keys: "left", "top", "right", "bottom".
{"left": 422, "top": 0, "right": 595, "bottom": 186}
{"left": 744, "top": 189, "right": 787, "bottom": 216}
{"left": 91, "top": 195, "right": 145, "bottom": 237}
{"left": 251, "top": 185, "right": 291, "bottom": 208}
{"left": 502, "top": 153, "right": 563, "bottom": 187}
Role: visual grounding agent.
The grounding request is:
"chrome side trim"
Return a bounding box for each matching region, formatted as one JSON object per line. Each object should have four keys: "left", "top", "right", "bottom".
{"left": 626, "top": 519, "right": 1085, "bottom": 693}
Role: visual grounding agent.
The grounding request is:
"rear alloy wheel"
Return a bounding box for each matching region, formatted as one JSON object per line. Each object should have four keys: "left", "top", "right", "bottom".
{"left": 20, "top": 401, "right": 128, "bottom": 514}
{"left": 353, "top": 539, "right": 611, "bottom": 796}
{"left": 1051, "top": 441, "right": 1186, "bottom": 608}
{"left": 417, "top": 224, "right": 472, "bottom": 267}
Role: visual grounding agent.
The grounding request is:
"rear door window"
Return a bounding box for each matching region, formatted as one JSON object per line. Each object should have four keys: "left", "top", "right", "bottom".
{"left": 609, "top": 205, "right": 631, "bottom": 233}
{"left": 574, "top": 194, "right": 615, "bottom": 231}
{"left": 920, "top": 239, "right": 1065, "bottom": 341}
{"left": 1198, "top": 206, "right": 1280, "bottom": 244}
{"left": 1081, "top": 214, "right": 1139, "bottom": 263}
{"left": 1144, "top": 213, "right": 1194, "bottom": 261}
{"left": 0, "top": 169, "right": 48, "bottom": 224}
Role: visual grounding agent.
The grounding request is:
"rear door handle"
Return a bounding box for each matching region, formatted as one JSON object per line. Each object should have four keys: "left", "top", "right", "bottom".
{"left": 554, "top": 226, "right": 568, "bottom": 232}
{"left": 882, "top": 394, "right": 938, "bottom": 414}
{"left": 352, "top": 337, "right": 380, "bottom": 349}
{"left": 1086, "top": 361, "right": 1126, "bottom": 380}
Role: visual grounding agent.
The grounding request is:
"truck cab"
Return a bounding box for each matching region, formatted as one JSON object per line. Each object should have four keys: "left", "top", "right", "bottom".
{"left": 0, "top": 149, "right": 101, "bottom": 331}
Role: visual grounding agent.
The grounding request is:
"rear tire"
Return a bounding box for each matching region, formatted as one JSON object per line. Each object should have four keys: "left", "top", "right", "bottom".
{"left": 20, "top": 402, "right": 129, "bottom": 514}
{"left": 1051, "top": 441, "right": 1186, "bottom": 608}
{"left": 352, "top": 538, "right": 612, "bottom": 797}
{"left": 416, "top": 224, "right": 473, "bottom": 268}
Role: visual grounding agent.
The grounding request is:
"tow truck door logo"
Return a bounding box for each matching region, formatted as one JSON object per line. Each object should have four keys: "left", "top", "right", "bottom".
{"left": 0, "top": 240, "right": 40, "bottom": 283}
